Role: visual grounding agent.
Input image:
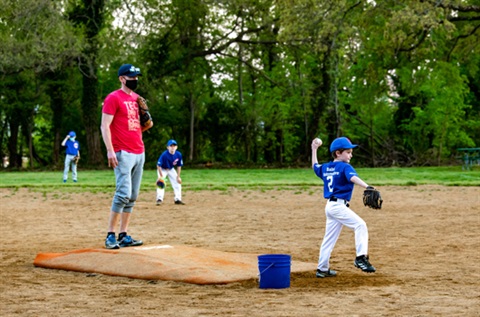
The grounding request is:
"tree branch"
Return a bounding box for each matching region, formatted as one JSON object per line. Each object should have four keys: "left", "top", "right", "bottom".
{"left": 420, "top": 0, "right": 480, "bottom": 12}
{"left": 217, "top": 52, "right": 282, "bottom": 87}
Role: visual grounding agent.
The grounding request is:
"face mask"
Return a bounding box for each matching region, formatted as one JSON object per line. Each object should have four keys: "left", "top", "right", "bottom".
{"left": 125, "top": 79, "right": 138, "bottom": 90}
{"left": 70, "top": 137, "right": 75, "bottom": 141}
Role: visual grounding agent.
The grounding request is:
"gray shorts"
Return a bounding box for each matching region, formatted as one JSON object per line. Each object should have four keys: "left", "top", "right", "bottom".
{"left": 111, "top": 151, "right": 145, "bottom": 213}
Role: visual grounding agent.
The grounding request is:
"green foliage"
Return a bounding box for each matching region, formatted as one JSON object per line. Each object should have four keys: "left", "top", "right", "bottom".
{"left": 1, "top": 0, "right": 480, "bottom": 169}
{"left": 406, "top": 62, "right": 473, "bottom": 162}
{"left": 0, "top": 0, "right": 82, "bottom": 74}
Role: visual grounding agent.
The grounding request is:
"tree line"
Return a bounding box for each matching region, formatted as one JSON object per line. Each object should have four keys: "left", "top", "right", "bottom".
{"left": 1, "top": 0, "right": 479, "bottom": 169}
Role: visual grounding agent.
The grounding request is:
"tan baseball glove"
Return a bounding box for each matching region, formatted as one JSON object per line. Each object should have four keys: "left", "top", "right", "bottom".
{"left": 137, "top": 96, "right": 152, "bottom": 127}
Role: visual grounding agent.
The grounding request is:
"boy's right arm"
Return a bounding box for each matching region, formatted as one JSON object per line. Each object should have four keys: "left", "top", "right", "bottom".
{"left": 61, "top": 135, "right": 69, "bottom": 146}
{"left": 311, "top": 139, "right": 320, "bottom": 167}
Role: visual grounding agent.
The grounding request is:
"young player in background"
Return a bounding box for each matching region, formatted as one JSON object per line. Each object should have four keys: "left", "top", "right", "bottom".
{"left": 156, "top": 139, "right": 185, "bottom": 205}
{"left": 61, "top": 131, "right": 80, "bottom": 183}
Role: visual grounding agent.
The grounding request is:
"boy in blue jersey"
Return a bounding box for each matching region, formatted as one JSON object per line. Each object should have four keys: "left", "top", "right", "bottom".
{"left": 61, "top": 131, "right": 80, "bottom": 183}
{"left": 156, "top": 139, "right": 185, "bottom": 205}
{"left": 312, "top": 137, "right": 377, "bottom": 278}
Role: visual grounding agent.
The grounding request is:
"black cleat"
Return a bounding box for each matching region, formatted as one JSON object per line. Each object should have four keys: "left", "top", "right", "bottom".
{"left": 118, "top": 235, "right": 143, "bottom": 247}
{"left": 316, "top": 269, "right": 337, "bottom": 278}
{"left": 354, "top": 255, "right": 376, "bottom": 273}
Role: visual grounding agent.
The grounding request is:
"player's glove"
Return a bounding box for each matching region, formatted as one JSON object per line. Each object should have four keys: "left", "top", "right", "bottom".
{"left": 137, "top": 96, "right": 152, "bottom": 127}
{"left": 73, "top": 156, "right": 80, "bottom": 164}
{"left": 363, "top": 186, "right": 383, "bottom": 209}
{"left": 156, "top": 178, "right": 166, "bottom": 189}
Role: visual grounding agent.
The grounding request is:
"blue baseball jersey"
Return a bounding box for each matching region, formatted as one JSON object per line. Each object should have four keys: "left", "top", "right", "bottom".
{"left": 313, "top": 161, "right": 358, "bottom": 201}
{"left": 65, "top": 139, "right": 80, "bottom": 156}
{"left": 157, "top": 150, "right": 183, "bottom": 169}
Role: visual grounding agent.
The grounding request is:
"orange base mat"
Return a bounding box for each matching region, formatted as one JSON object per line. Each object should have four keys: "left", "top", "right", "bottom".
{"left": 34, "top": 245, "right": 314, "bottom": 285}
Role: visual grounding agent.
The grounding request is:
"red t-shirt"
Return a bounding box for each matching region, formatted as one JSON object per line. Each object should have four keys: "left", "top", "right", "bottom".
{"left": 102, "top": 89, "right": 144, "bottom": 154}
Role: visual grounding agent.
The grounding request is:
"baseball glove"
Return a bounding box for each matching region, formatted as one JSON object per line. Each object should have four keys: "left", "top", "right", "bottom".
{"left": 156, "top": 178, "right": 166, "bottom": 189}
{"left": 137, "top": 96, "right": 152, "bottom": 127}
{"left": 363, "top": 186, "right": 383, "bottom": 209}
{"left": 73, "top": 156, "right": 80, "bottom": 164}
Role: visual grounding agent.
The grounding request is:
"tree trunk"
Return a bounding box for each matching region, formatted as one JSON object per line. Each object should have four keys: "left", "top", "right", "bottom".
{"left": 8, "top": 118, "right": 21, "bottom": 168}
{"left": 80, "top": 0, "right": 105, "bottom": 167}
{"left": 70, "top": 0, "right": 105, "bottom": 167}
{"left": 312, "top": 52, "right": 333, "bottom": 143}
{"left": 25, "top": 116, "right": 34, "bottom": 168}
{"left": 46, "top": 71, "right": 65, "bottom": 166}
{"left": 189, "top": 92, "right": 195, "bottom": 161}
{"left": 0, "top": 116, "right": 7, "bottom": 167}
{"left": 81, "top": 71, "right": 103, "bottom": 166}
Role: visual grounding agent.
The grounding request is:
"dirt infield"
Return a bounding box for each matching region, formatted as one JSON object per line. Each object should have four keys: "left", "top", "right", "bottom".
{"left": 1, "top": 185, "right": 479, "bottom": 316}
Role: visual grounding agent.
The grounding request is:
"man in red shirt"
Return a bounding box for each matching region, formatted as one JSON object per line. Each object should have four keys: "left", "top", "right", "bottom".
{"left": 100, "top": 64, "right": 153, "bottom": 249}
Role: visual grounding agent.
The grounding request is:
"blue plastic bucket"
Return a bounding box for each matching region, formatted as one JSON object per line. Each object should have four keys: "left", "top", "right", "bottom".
{"left": 258, "top": 254, "right": 291, "bottom": 289}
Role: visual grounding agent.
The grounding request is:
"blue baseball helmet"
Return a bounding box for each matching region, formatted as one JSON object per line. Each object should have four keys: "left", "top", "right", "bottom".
{"left": 330, "top": 137, "right": 358, "bottom": 152}
{"left": 69, "top": 131, "right": 76, "bottom": 138}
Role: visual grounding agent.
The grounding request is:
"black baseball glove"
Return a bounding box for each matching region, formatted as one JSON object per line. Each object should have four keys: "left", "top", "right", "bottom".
{"left": 73, "top": 156, "right": 80, "bottom": 164}
{"left": 156, "top": 178, "right": 166, "bottom": 189}
{"left": 363, "top": 186, "right": 383, "bottom": 209}
{"left": 137, "top": 96, "right": 152, "bottom": 127}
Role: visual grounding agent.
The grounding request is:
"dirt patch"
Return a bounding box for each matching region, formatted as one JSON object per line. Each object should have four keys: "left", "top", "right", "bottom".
{"left": 1, "top": 185, "right": 479, "bottom": 316}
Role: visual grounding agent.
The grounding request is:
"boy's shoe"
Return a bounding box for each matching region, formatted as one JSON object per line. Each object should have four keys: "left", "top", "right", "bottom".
{"left": 63, "top": 179, "right": 67, "bottom": 183}
{"left": 354, "top": 255, "right": 376, "bottom": 273}
{"left": 156, "top": 199, "right": 162, "bottom": 206}
{"left": 316, "top": 269, "right": 337, "bottom": 278}
{"left": 118, "top": 235, "right": 143, "bottom": 247}
{"left": 105, "top": 234, "right": 119, "bottom": 249}
{"left": 174, "top": 200, "right": 185, "bottom": 205}
{"left": 73, "top": 180, "right": 77, "bottom": 183}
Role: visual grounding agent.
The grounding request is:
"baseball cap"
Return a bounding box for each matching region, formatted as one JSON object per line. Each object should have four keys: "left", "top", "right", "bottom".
{"left": 167, "top": 139, "right": 178, "bottom": 146}
{"left": 118, "top": 64, "right": 142, "bottom": 77}
{"left": 330, "top": 137, "right": 358, "bottom": 152}
{"left": 69, "top": 131, "right": 76, "bottom": 138}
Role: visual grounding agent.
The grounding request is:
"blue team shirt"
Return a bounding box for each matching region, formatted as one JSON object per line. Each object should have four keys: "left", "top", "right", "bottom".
{"left": 313, "top": 161, "right": 358, "bottom": 201}
{"left": 64, "top": 139, "right": 80, "bottom": 156}
{"left": 157, "top": 150, "right": 183, "bottom": 169}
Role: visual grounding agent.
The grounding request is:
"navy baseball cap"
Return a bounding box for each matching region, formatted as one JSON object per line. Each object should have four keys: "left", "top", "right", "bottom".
{"left": 118, "top": 64, "right": 142, "bottom": 77}
{"left": 330, "top": 137, "right": 358, "bottom": 152}
{"left": 69, "top": 131, "right": 76, "bottom": 137}
{"left": 167, "top": 139, "right": 177, "bottom": 146}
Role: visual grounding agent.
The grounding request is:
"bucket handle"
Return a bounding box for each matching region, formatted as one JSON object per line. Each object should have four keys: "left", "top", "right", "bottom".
{"left": 258, "top": 262, "right": 275, "bottom": 277}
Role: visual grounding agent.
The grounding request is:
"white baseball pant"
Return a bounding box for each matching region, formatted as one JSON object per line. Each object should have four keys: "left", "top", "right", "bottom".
{"left": 156, "top": 168, "right": 182, "bottom": 202}
{"left": 317, "top": 200, "right": 369, "bottom": 271}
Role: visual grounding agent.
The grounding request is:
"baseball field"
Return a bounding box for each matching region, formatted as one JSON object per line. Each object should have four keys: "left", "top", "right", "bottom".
{"left": 1, "top": 167, "right": 479, "bottom": 316}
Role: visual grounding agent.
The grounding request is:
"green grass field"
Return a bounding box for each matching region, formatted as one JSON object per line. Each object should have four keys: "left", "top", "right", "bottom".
{"left": 0, "top": 166, "right": 478, "bottom": 193}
